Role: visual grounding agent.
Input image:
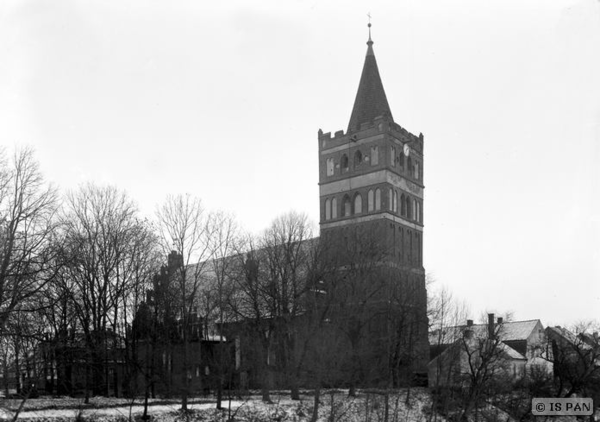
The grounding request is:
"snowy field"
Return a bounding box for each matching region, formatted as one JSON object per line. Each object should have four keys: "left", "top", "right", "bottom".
{"left": 0, "top": 388, "right": 443, "bottom": 421}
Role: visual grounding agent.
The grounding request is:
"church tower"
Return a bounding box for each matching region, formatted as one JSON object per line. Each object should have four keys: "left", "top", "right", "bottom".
{"left": 318, "top": 24, "right": 428, "bottom": 382}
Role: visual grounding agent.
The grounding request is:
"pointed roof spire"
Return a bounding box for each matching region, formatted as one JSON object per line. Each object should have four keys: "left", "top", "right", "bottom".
{"left": 347, "top": 20, "right": 393, "bottom": 133}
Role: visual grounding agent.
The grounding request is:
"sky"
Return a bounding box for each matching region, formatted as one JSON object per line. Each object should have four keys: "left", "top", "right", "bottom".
{"left": 1, "top": 0, "right": 599, "bottom": 327}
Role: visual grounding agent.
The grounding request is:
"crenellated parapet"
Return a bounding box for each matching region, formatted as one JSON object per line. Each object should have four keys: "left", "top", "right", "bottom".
{"left": 319, "top": 115, "right": 424, "bottom": 154}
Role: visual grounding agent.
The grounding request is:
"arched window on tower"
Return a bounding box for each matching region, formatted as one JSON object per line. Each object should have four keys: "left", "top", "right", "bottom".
{"left": 406, "top": 196, "right": 412, "bottom": 219}
{"left": 414, "top": 161, "right": 420, "bottom": 180}
{"left": 375, "top": 188, "right": 381, "bottom": 210}
{"left": 407, "top": 157, "right": 412, "bottom": 176}
{"left": 399, "top": 150, "right": 405, "bottom": 168}
{"left": 342, "top": 195, "right": 351, "bottom": 217}
{"left": 325, "top": 199, "right": 331, "bottom": 221}
{"left": 354, "top": 193, "right": 363, "bottom": 214}
{"left": 326, "top": 158, "right": 334, "bottom": 176}
{"left": 368, "top": 190, "right": 374, "bottom": 212}
{"left": 393, "top": 190, "right": 398, "bottom": 213}
{"left": 388, "top": 188, "right": 393, "bottom": 211}
{"left": 332, "top": 197, "right": 338, "bottom": 219}
{"left": 354, "top": 150, "right": 363, "bottom": 167}
{"left": 412, "top": 199, "right": 417, "bottom": 221}
{"left": 400, "top": 193, "right": 406, "bottom": 216}
{"left": 341, "top": 154, "right": 349, "bottom": 172}
{"left": 390, "top": 146, "right": 396, "bottom": 166}
{"left": 370, "top": 146, "right": 379, "bottom": 166}
{"left": 416, "top": 201, "right": 421, "bottom": 223}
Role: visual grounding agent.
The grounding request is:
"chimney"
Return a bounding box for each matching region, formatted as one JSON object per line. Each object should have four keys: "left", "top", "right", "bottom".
{"left": 488, "top": 313, "right": 495, "bottom": 338}
{"left": 467, "top": 319, "right": 473, "bottom": 327}
{"left": 497, "top": 317, "right": 503, "bottom": 325}
{"left": 168, "top": 250, "right": 182, "bottom": 266}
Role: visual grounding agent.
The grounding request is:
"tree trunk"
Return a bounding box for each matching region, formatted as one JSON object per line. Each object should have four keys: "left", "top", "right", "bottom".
{"left": 4, "top": 353, "right": 10, "bottom": 397}
{"left": 84, "top": 364, "right": 90, "bottom": 404}
{"left": 142, "top": 382, "right": 150, "bottom": 421}
{"left": 216, "top": 378, "right": 223, "bottom": 409}
{"left": 384, "top": 392, "right": 389, "bottom": 422}
{"left": 290, "top": 379, "right": 300, "bottom": 400}
{"left": 14, "top": 344, "right": 21, "bottom": 395}
{"left": 311, "top": 386, "right": 320, "bottom": 422}
{"left": 349, "top": 385, "right": 357, "bottom": 397}
{"left": 261, "top": 368, "right": 272, "bottom": 404}
{"left": 181, "top": 324, "right": 189, "bottom": 411}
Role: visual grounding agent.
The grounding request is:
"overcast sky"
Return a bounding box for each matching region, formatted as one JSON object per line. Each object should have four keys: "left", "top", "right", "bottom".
{"left": 1, "top": 0, "right": 599, "bottom": 327}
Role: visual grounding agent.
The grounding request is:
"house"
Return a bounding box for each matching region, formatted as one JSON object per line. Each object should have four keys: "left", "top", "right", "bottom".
{"left": 545, "top": 326, "right": 600, "bottom": 375}
{"left": 131, "top": 252, "right": 232, "bottom": 398}
{"left": 38, "top": 329, "right": 128, "bottom": 397}
{"left": 428, "top": 314, "right": 552, "bottom": 387}
{"left": 429, "top": 334, "right": 527, "bottom": 388}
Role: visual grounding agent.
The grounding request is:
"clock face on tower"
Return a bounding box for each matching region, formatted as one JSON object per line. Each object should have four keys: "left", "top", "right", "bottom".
{"left": 403, "top": 143, "right": 410, "bottom": 157}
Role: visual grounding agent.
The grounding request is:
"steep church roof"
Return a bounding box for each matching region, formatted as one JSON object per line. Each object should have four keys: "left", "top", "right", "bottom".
{"left": 347, "top": 24, "right": 394, "bottom": 133}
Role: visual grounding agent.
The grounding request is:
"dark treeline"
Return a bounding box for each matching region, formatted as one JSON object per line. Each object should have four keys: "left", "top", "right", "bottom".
{"left": 0, "top": 147, "right": 427, "bottom": 414}
{"left": 2, "top": 146, "right": 599, "bottom": 422}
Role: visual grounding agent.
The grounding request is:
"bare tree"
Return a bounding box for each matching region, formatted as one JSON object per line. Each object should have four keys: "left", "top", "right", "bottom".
{"left": 117, "top": 221, "right": 161, "bottom": 400}
{"left": 545, "top": 321, "right": 600, "bottom": 399}
{"left": 457, "top": 315, "right": 514, "bottom": 422}
{"left": 223, "top": 212, "right": 318, "bottom": 402}
{"left": 204, "top": 211, "right": 239, "bottom": 409}
{"left": 58, "top": 184, "right": 153, "bottom": 400}
{"left": 2, "top": 308, "right": 46, "bottom": 397}
{"left": 0, "top": 147, "right": 59, "bottom": 335}
{"left": 427, "top": 284, "right": 470, "bottom": 419}
{"left": 155, "top": 194, "right": 214, "bottom": 411}
{"left": 226, "top": 234, "right": 274, "bottom": 402}
{"left": 260, "top": 211, "right": 315, "bottom": 400}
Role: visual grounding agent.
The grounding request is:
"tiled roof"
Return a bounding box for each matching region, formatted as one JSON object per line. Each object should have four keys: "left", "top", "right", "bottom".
{"left": 499, "top": 320, "right": 542, "bottom": 341}
{"left": 430, "top": 319, "right": 542, "bottom": 345}
{"left": 546, "top": 326, "right": 593, "bottom": 350}
{"left": 431, "top": 337, "right": 527, "bottom": 364}
{"left": 347, "top": 38, "right": 393, "bottom": 133}
{"left": 499, "top": 342, "right": 527, "bottom": 360}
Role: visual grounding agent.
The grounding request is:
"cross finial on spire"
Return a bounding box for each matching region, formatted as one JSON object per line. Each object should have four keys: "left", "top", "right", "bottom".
{"left": 366, "top": 13, "right": 373, "bottom": 52}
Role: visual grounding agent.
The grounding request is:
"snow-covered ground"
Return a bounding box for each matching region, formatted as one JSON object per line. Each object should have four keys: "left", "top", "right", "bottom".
{"left": 0, "top": 388, "right": 442, "bottom": 421}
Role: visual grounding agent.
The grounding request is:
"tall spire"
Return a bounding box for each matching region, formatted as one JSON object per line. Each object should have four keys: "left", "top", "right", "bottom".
{"left": 347, "top": 21, "right": 393, "bottom": 133}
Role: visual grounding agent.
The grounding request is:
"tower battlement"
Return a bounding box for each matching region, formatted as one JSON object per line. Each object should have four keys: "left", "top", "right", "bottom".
{"left": 319, "top": 116, "right": 424, "bottom": 154}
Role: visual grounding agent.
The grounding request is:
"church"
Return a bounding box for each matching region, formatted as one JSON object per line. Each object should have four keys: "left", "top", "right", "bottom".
{"left": 129, "top": 24, "right": 430, "bottom": 396}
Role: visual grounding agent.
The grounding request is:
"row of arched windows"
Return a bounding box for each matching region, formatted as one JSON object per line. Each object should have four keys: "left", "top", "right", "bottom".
{"left": 391, "top": 146, "right": 421, "bottom": 180}
{"left": 324, "top": 145, "right": 421, "bottom": 180}
{"left": 324, "top": 188, "right": 422, "bottom": 223}
{"left": 324, "top": 188, "right": 382, "bottom": 221}
{"left": 340, "top": 148, "right": 375, "bottom": 173}
{"left": 388, "top": 188, "right": 422, "bottom": 223}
